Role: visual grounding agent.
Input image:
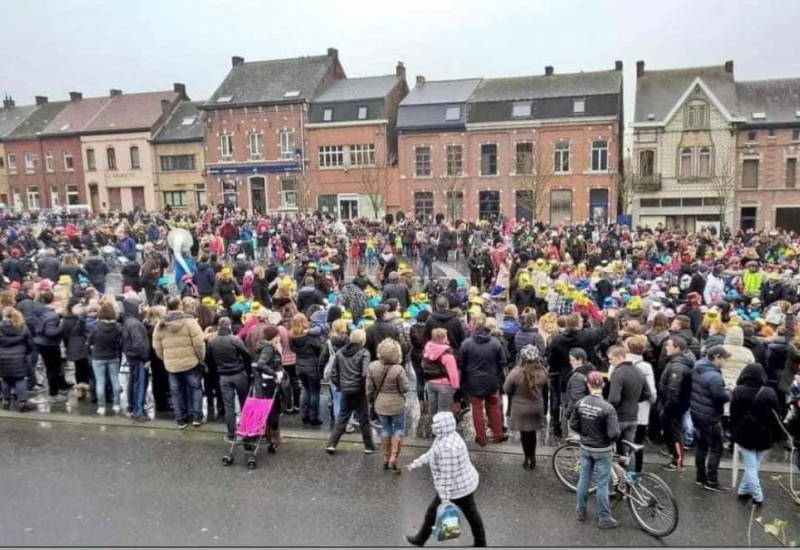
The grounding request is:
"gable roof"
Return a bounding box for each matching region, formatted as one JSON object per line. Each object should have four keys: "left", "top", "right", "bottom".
{"left": 0, "top": 104, "right": 38, "bottom": 139}
{"left": 152, "top": 101, "right": 205, "bottom": 143}
{"left": 39, "top": 96, "right": 113, "bottom": 136}
{"left": 82, "top": 91, "right": 178, "bottom": 133}
{"left": 736, "top": 78, "right": 800, "bottom": 125}
{"left": 313, "top": 75, "right": 400, "bottom": 103}
{"left": 5, "top": 101, "right": 70, "bottom": 141}
{"left": 634, "top": 64, "right": 738, "bottom": 124}
{"left": 399, "top": 78, "right": 482, "bottom": 106}
{"left": 205, "top": 54, "right": 336, "bottom": 108}
{"left": 470, "top": 70, "right": 621, "bottom": 103}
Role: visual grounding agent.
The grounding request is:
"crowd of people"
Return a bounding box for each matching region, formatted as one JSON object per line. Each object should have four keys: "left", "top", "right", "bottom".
{"left": 2, "top": 204, "right": 800, "bottom": 542}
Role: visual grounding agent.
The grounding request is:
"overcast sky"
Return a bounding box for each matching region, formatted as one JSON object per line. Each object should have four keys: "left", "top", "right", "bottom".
{"left": 2, "top": 0, "right": 799, "bottom": 126}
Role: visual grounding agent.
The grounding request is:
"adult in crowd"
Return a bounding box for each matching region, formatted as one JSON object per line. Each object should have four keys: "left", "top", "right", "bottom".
{"left": 503, "top": 344, "right": 548, "bottom": 469}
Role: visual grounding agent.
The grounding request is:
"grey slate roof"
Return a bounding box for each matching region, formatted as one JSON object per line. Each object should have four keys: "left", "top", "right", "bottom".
{"left": 6, "top": 101, "right": 70, "bottom": 141}
{"left": 634, "top": 64, "right": 738, "bottom": 123}
{"left": 736, "top": 78, "right": 800, "bottom": 125}
{"left": 313, "top": 75, "right": 399, "bottom": 102}
{"left": 470, "top": 70, "right": 621, "bottom": 102}
{"left": 467, "top": 94, "right": 621, "bottom": 123}
{"left": 0, "top": 104, "right": 37, "bottom": 138}
{"left": 152, "top": 101, "right": 205, "bottom": 143}
{"left": 205, "top": 55, "right": 334, "bottom": 108}
{"left": 309, "top": 98, "right": 386, "bottom": 124}
{"left": 399, "top": 79, "right": 482, "bottom": 106}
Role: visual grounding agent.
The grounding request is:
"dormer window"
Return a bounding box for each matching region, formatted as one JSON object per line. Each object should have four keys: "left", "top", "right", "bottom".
{"left": 686, "top": 100, "right": 709, "bottom": 129}
{"left": 445, "top": 107, "right": 460, "bottom": 121}
{"left": 323, "top": 108, "right": 333, "bottom": 122}
{"left": 512, "top": 102, "right": 532, "bottom": 117}
{"left": 357, "top": 106, "right": 368, "bottom": 120}
{"left": 573, "top": 98, "right": 585, "bottom": 114}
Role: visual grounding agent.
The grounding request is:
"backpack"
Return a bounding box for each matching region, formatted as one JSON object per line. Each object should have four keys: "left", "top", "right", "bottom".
{"left": 422, "top": 349, "right": 452, "bottom": 380}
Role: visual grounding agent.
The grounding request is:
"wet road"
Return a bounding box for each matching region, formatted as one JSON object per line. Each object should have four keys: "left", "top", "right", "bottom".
{"left": 0, "top": 418, "right": 794, "bottom": 546}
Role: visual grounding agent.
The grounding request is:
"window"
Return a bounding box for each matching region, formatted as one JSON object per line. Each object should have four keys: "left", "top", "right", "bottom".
{"left": 24, "top": 152, "right": 36, "bottom": 173}
{"left": 554, "top": 142, "right": 570, "bottom": 173}
{"left": 478, "top": 190, "right": 500, "bottom": 220}
{"left": 640, "top": 198, "right": 660, "bottom": 208}
{"left": 793, "top": 129, "right": 800, "bottom": 142}
{"left": 12, "top": 188, "right": 22, "bottom": 209}
{"left": 160, "top": 155, "right": 196, "bottom": 171}
{"left": 0, "top": 157, "right": 4, "bottom": 169}
{"left": 50, "top": 185, "right": 60, "bottom": 208}
{"left": 683, "top": 197, "right": 703, "bottom": 207}
{"left": 573, "top": 98, "right": 585, "bottom": 114}
{"left": 445, "top": 107, "right": 460, "bottom": 121}
{"left": 591, "top": 140, "right": 608, "bottom": 171}
{"left": 686, "top": 100, "right": 709, "bottom": 129}
{"left": 7, "top": 154, "right": 16, "bottom": 173}
{"left": 768, "top": 128, "right": 776, "bottom": 137}
{"left": 415, "top": 146, "right": 431, "bottom": 177}
{"left": 195, "top": 184, "right": 206, "bottom": 209}
{"left": 515, "top": 142, "right": 533, "bottom": 175}
{"left": 698, "top": 148, "right": 711, "bottom": 177}
{"left": 323, "top": 108, "right": 333, "bottom": 122}
{"left": 86, "top": 148, "right": 96, "bottom": 171}
{"left": 481, "top": 144, "right": 497, "bottom": 176}
{"left": 249, "top": 132, "right": 264, "bottom": 160}
{"left": 222, "top": 180, "right": 237, "bottom": 205}
{"left": 357, "top": 106, "right": 368, "bottom": 120}
{"left": 106, "top": 148, "right": 116, "bottom": 170}
{"left": 414, "top": 191, "right": 434, "bottom": 220}
{"left": 787, "top": 158, "right": 797, "bottom": 189}
{"left": 742, "top": 159, "right": 759, "bottom": 189}
{"left": 279, "top": 177, "right": 297, "bottom": 208}
{"left": 741, "top": 207, "right": 757, "bottom": 231}
{"left": 639, "top": 150, "right": 655, "bottom": 176}
{"left": 220, "top": 134, "right": 234, "bottom": 161}
{"left": 318, "top": 145, "right": 345, "bottom": 168}
{"left": 550, "top": 190, "right": 572, "bottom": 223}
{"left": 512, "top": 102, "right": 531, "bottom": 117}
{"left": 63, "top": 150, "right": 74, "bottom": 171}
{"left": 703, "top": 197, "right": 721, "bottom": 207}
{"left": 280, "top": 131, "right": 295, "bottom": 159}
{"left": 349, "top": 144, "right": 375, "bottom": 167}
{"left": 661, "top": 198, "right": 681, "bottom": 207}
{"left": 66, "top": 184, "right": 79, "bottom": 205}
{"left": 679, "top": 148, "right": 693, "bottom": 177}
{"left": 129, "top": 146, "right": 140, "bottom": 169}
{"left": 163, "top": 191, "right": 188, "bottom": 208}
{"left": 445, "top": 191, "right": 463, "bottom": 220}
{"left": 45, "top": 151, "right": 54, "bottom": 172}
{"left": 26, "top": 186, "right": 39, "bottom": 210}
{"left": 446, "top": 145, "right": 463, "bottom": 176}
{"left": 748, "top": 130, "right": 757, "bottom": 142}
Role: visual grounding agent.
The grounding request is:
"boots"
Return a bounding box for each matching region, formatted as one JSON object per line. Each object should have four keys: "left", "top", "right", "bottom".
{"left": 380, "top": 437, "right": 392, "bottom": 469}
{"left": 389, "top": 436, "right": 404, "bottom": 474}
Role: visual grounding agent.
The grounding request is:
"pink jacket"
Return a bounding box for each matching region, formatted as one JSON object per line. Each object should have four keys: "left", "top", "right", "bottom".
{"left": 423, "top": 341, "right": 459, "bottom": 389}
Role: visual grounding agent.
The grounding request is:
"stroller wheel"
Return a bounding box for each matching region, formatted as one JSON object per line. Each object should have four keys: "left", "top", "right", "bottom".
{"left": 222, "top": 455, "right": 233, "bottom": 466}
{"left": 267, "top": 443, "right": 276, "bottom": 454}
{"left": 247, "top": 459, "right": 257, "bottom": 469}
{"left": 244, "top": 443, "right": 256, "bottom": 452}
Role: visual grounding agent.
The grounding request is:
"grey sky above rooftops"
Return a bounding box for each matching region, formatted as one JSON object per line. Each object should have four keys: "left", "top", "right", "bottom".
{"left": 1, "top": 0, "right": 799, "bottom": 129}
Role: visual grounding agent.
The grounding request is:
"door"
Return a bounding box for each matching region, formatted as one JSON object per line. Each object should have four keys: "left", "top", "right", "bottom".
{"left": 107, "top": 187, "right": 122, "bottom": 212}
{"left": 131, "top": 187, "right": 145, "bottom": 210}
{"left": 250, "top": 177, "right": 266, "bottom": 214}
{"left": 478, "top": 190, "right": 500, "bottom": 220}
{"left": 740, "top": 207, "right": 757, "bottom": 231}
{"left": 589, "top": 188, "right": 609, "bottom": 224}
{"left": 775, "top": 208, "right": 800, "bottom": 232}
{"left": 89, "top": 184, "right": 100, "bottom": 213}
{"left": 515, "top": 190, "right": 533, "bottom": 222}
{"left": 338, "top": 194, "right": 359, "bottom": 220}
{"left": 50, "top": 186, "right": 60, "bottom": 209}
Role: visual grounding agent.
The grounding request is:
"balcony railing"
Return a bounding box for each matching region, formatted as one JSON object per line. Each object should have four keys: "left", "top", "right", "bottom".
{"left": 633, "top": 173, "right": 662, "bottom": 191}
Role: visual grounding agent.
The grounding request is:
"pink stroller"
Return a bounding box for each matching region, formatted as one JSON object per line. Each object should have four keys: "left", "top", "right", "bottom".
{"left": 222, "top": 388, "right": 276, "bottom": 469}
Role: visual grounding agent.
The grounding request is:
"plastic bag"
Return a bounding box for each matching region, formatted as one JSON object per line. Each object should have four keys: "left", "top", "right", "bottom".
{"left": 433, "top": 501, "right": 461, "bottom": 542}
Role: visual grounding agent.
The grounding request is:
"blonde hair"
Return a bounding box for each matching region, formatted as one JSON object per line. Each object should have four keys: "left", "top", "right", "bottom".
{"left": 350, "top": 329, "right": 366, "bottom": 345}
{"left": 2, "top": 307, "right": 25, "bottom": 330}
{"left": 290, "top": 313, "right": 309, "bottom": 337}
{"left": 145, "top": 305, "right": 166, "bottom": 326}
{"left": 503, "top": 304, "right": 519, "bottom": 318}
{"left": 432, "top": 328, "right": 448, "bottom": 343}
{"left": 709, "top": 320, "right": 727, "bottom": 335}
{"left": 182, "top": 297, "right": 198, "bottom": 317}
{"left": 624, "top": 334, "right": 648, "bottom": 356}
{"left": 331, "top": 318, "right": 348, "bottom": 337}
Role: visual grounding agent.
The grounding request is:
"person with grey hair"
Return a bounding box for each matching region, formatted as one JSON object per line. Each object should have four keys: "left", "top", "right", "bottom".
{"left": 207, "top": 317, "right": 252, "bottom": 442}
{"left": 381, "top": 270, "right": 411, "bottom": 310}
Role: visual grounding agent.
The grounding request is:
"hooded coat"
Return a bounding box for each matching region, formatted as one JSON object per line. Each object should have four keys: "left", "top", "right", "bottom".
{"left": 722, "top": 326, "right": 755, "bottom": 388}
{"left": 153, "top": 311, "right": 206, "bottom": 373}
{"left": 423, "top": 309, "right": 467, "bottom": 352}
{"left": 193, "top": 262, "right": 216, "bottom": 296}
{"left": 331, "top": 341, "right": 371, "bottom": 393}
{"left": 659, "top": 349, "right": 695, "bottom": 414}
{"left": 290, "top": 333, "right": 324, "bottom": 378}
{"left": 0, "top": 320, "right": 33, "bottom": 379}
{"left": 423, "top": 341, "right": 460, "bottom": 389}
{"left": 730, "top": 363, "right": 779, "bottom": 451}
{"left": 367, "top": 339, "right": 408, "bottom": 416}
{"left": 121, "top": 300, "right": 150, "bottom": 362}
{"left": 458, "top": 327, "right": 506, "bottom": 397}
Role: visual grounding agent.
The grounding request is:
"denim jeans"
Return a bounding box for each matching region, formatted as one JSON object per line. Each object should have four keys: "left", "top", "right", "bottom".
{"left": 683, "top": 411, "right": 694, "bottom": 446}
{"left": 298, "top": 371, "right": 321, "bottom": 422}
{"left": 125, "top": 360, "right": 149, "bottom": 419}
{"left": 168, "top": 365, "right": 204, "bottom": 425}
{"left": 694, "top": 420, "right": 724, "bottom": 484}
{"left": 329, "top": 384, "right": 354, "bottom": 428}
{"left": 220, "top": 371, "right": 250, "bottom": 438}
{"left": 379, "top": 412, "right": 406, "bottom": 437}
{"left": 738, "top": 448, "right": 766, "bottom": 501}
{"left": 420, "top": 260, "right": 433, "bottom": 283}
{"left": 427, "top": 383, "right": 456, "bottom": 419}
{"left": 1, "top": 376, "right": 27, "bottom": 403}
{"left": 92, "top": 359, "right": 121, "bottom": 408}
{"left": 576, "top": 450, "right": 613, "bottom": 524}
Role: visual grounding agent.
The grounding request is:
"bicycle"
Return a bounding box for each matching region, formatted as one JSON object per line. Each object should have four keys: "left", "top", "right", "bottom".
{"left": 552, "top": 439, "right": 679, "bottom": 538}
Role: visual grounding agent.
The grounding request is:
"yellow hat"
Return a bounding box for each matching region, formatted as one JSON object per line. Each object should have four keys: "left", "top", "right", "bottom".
{"left": 250, "top": 302, "right": 261, "bottom": 311}
{"left": 403, "top": 311, "right": 412, "bottom": 319}
{"left": 399, "top": 263, "right": 408, "bottom": 270}
{"left": 235, "top": 295, "right": 246, "bottom": 303}
{"left": 58, "top": 275, "right": 72, "bottom": 285}
{"left": 470, "top": 296, "right": 484, "bottom": 306}
{"left": 518, "top": 272, "right": 531, "bottom": 288}
{"left": 539, "top": 284, "right": 550, "bottom": 294}
{"left": 342, "top": 310, "right": 353, "bottom": 320}
{"left": 468, "top": 305, "right": 483, "bottom": 316}
{"left": 221, "top": 267, "right": 232, "bottom": 275}
{"left": 415, "top": 293, "right": 429, "bottom": 303}
{"left": 363, "top": 308, "right": 376, "bottom": 319}
{"left": 536, "top": 258, "right": 546, "bottom": 267}
{"left": 201, "top": 297, "right": 215, "bottom": 307}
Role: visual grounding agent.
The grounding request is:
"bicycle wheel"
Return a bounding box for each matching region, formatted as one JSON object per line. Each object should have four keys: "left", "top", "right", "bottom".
{"left": 626, "top": 472, "right": 679, "bottom": 538}
{"left": 551, "top": 443, "right": 597, "bottom": 494}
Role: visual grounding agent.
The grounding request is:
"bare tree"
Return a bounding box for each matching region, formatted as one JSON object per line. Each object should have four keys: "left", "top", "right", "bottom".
{"left": 617, "top": 156, "right": 636, "bottom": 216}
{"left": 293, "top": 170, "right": 314, "bottom": 214}
{"left": 515, "top": 151, "right": 555, "bottom": 223}
{"left": 433, "top": 171, "right": 467, "bottom": 221}
{"left": 357, "top": 155, "right": 397, "bottom": 220}
{"left": 707, "top": 152, "right": 737, "bottom": 230}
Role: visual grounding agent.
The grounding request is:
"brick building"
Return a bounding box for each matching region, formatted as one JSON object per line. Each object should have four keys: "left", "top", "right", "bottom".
{"left": 0, "top": 97, "right": 38, "bottom": 206}
{"left": 734, "top": 78, "right": 800, "bottom": 231}
{"left": 397, "top": 64, "right": 623, "bottom": 223}
{"left": 306, "top": 63, "right": 408, "bottom": 219}
{"left": 151, "top": 101, "right": 206, "bottom": 212}
{"left": 202, "top": 49, "right": 345, "bottom": 213}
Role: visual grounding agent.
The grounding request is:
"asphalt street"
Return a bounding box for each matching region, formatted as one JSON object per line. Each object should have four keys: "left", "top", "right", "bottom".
{"left": 0, "top": 418, "right": 795, "bottom": 546}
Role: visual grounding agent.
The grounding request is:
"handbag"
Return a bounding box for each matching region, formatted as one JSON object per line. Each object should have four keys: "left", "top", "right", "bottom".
{"left": 322, "top": 340, "right": 336, "bottom": 384}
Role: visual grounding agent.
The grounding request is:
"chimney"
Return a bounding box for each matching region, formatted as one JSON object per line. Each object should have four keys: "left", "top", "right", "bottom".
{"left": 636, "top": 61, "right": 645, "bottom": 77}
{"left": 327, "top": 47, "right": 338, "bottom": 61}
{"left": 35, "top": 96, "right": 48, "bottom": 106}
{"left": 161, "top": 99, "right": 172, "bottom": 117}
{"left": 614, "top": 60, "right": 623, "bottom": 71}
{"left": 544, "top": 66, "right": 554, "bottom": 76}
{"left": 416, "top": 75, "right": 425, "bottom": 87}
{"left": 396, "top": 61, "right": 406, "bottom": 81}
{"left": 109, "top": 89, "right": 122, "bottom": 97}
{"left": 69, "top": 91, "right": 82, "bottom": 102}
{"left": 173, "top": 82, "right": 187, "bottom": 100}
{"left": 231, "top": 56, "right": 244, "bottom": 67}
{"left": 724, "top": 60, "right": 734, "bottom": 74}
{"left": 2, "top": 95, "right": 14, "bottom": 109}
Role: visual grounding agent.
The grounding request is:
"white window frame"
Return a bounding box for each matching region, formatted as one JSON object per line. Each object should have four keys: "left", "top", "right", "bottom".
{"left": 318, "top": 145, "right": 345, "bottom": 168}
{"left": 698, "top": 147, "right": 712, "bottom": 177}
{"left": 446, "top": 144, "right": 463, "bottom": 177}
{"left": 554, "top": 141, "right": 570, "bottom": 173}
{"left": 590, "top": 140, "right": 608, "bottom": 172}
{"left": 512, "top": 102, "right": 532, "bottom": 117}
{"left": 280, "top": 176, "right": 297, "bottom": 208}
{"left": 249, "top": 132, "right": 263, "bottom": 160}
{"left": 63, "top": 149, "right": 74, "bottom": 171}
{"left": 7, "top": 154, "right": 17, "bottom": 173}
{"left": 106, "top": 148, "right": 116, "bottom": 170}
{"left": 24, "top": 152, "right": 36, "bottom": 173}
{"left": 323, "top": 108, "right": 333, "bottom": 122}
{"left": 515, "top": 142, "right": 534, "bottom": 175}
{"left": 415, "top": 146, "right": 432, "bottom": 177}
{"left": 50, "top": 185, "right": 60, "bottom": 208}
{"left": 573, "top": 98, "right": 586, "bottom": 114}
{"left": 357, "top": 106, "right": 368, "bottom": 120}
{"left": 222, "top": 180, "right": 237, "bottom": 205}
{"left": 480, "top": 143, "right": 498, "bottom": 176}
{"left": 349, "top": 144, "right": 375, "bottom": 167}
{"left": 86, "top": 148, "right": 96, "bottom": 171}
{"left": 45, "top": 151, "right": 54, "bottom": 172}
{"left": 280, "top": 131, "right": 295, "bottom": 159}
{"left": 129, "top": 146, "right": 140, "bottom": 169}
{"left": 163, "top": 190, "right": 188, "bottom": 208}
{"left": 12, "top": 188, "right": 22, "bottom": 209}
{"left": 679, "top": 148, "right": 693, "bottom": 177}
{"left": 221, "top": 134, "right": 234, "bottom": 161}
{"left": 66, "top": 184, "right": 79, "bottom": 206}
{"left": 26, "top": 186, "right": 40, "bottom": 210}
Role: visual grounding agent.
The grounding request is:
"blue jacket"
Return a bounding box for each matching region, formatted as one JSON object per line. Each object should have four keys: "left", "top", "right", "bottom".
{"left": 116, "top": 237, "right": 137, "bottom": 261}
{"left": 690, "top": 358, "right": 729, "bottom": 425}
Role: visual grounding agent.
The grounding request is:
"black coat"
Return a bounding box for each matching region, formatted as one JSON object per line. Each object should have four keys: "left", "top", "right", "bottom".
{"left": 296, "top": 286, "right": 326, "bottom": 316}
{"left": 459, "top": 328, "right": 506, "bottom": 397}
{"left": 608, "top": 361, "right": 652, "bottom": 424}
{"left": 731, "top": 363, "right": 779, "bottom": 451}
{"left": 254, "top": 341, "right": 282, "bottom": 396}
{"left": 331, "top": 342, "right": 371, "bottom": 393}
{"left": 366, "top": 319, "right": 402, "bottom": 362}
{"left": 33, "top": 306, "right": 62, "bottom": 348}
{"left": 83, "top": 256, "right": 109, "bottom": 288}
{"left": 121, "top": 304, "right": 150, "bottom": 363}
{"left": 38, "top": 256, "right": 61, "bottom": 283}
{"left": 690, "top": 358, "right": 729, "bottom": 425}
{"left": 548, "top": 323, "right": 609, "bottom": 390}
{"left": 88, "top": 320, "right": 122, "bottom": 361}
{"left": 423, "top": 310, "right": 467, "bottom": 352}
{"left": 207, "top": 330, "right": 251, "bottom": 376}
{"left": 0, "top": 321, "right": 33, "bottom": 378}
{"left": 193, "top": 262, "right": 217, "bottom": 296}
{"left": 290, "top": 334, "right": 324, "bottom": 378}
{"left": 60, "top": 313, "right": 89, "bottom": 361}
{"left": 659, "top": 349, "right": 695, "bottom": 414}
